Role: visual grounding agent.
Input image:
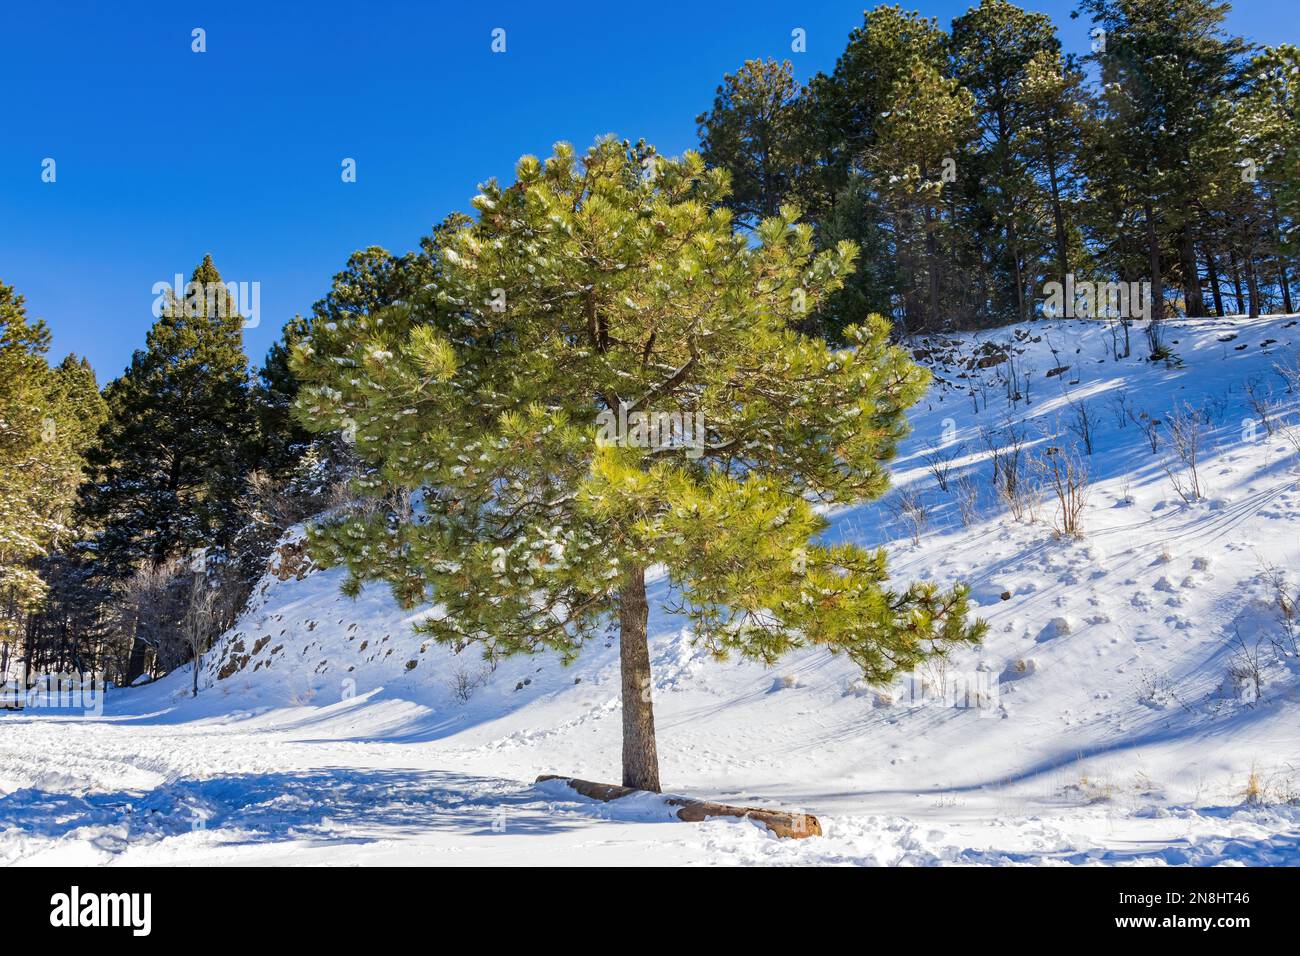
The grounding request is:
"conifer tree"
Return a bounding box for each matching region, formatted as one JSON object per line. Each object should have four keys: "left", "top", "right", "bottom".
{"left": 1082, "top": 0, "right": 1247, "bottom": 333}
{"left": 1233, "top": 45, "right": 1300, "bottom": 313}
{"left": 293, "top": 139, "right": 985, "bottom": 791}
{"left": 1016, "top": 50, "right": 1091, "bottom": 290}
{"left": 816, "top": 5, "right": 950, "bottom": 163}
{"left": 863, "top": 62, "right": 976, "bottom": 330}
{"left": 951, "top": 0, "right": 1061, "bottom": 323}
{"left": 0, "top": 286, "right": 106, "bottom": 651}
{"left": 696, "top": 59, "right": 810, "bottom": 226}
{"left": 79, "top": 255, "right": 255, "bottom": 681}
{"left": 0, "top": 282, "right": 59, "bottom": 642}
{"left": 808, "top": 5, "right": 956, "bottom": 333}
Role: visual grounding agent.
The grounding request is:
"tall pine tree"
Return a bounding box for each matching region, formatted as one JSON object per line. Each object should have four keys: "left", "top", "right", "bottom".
{"left": 0, "top": 282, "right": 58, "bottom": 645}
{"left": 79, "top": 255, "right": 255, "bottom": 681}
{"left": 696, "top": 59, "right": 811, "bottom": 226}
{"left": 1082, "top": 0, "right": 1247, "bottom": 335}
{"left": 0, "top": 285, "right": 107, "bottom": 657}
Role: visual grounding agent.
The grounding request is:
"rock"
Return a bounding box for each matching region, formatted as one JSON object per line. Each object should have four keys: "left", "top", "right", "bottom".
{"left": 1036, "top": 617, "right": 1072, "bottom": 642}
{"left": 1001, "top": 658, "right": 1039, "bottom": 681}
{"left": 269, "top": 537, "right": 317, "bottom": 581}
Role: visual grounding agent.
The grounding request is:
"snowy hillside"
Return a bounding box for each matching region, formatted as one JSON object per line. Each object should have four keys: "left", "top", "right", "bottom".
{"left": 4, "top": 315, "right": 1300, "bottom": 865}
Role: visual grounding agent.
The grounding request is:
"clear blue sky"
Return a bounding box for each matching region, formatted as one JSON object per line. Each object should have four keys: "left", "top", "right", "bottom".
{"left": 2, "top": 0, "right": 1294, "bottom": 382}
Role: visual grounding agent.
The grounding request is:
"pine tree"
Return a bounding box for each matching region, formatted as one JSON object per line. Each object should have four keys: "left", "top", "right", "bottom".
{"left": 1016, "top": 50, "right": 1091, "bottom": 291}
{"left": 293, "top": 139, "right": 985, "bottom": 791}
{"left": 266, "top": 214, "right": 473, "bottom": 456}
{"left": 806, "top": 5, "right": 957, "bottom": 334}
{"left": 951, "top": 0, "right": 1062, "bottom": 324}
{"left": 79, "top": 255, "right": 255, "bottom": 681}
{"left": 696, "top": 59, "right": 811, "bottom": 226}
{"left": 863, "top": 61, "right": 976, "bottom": 331}
{"left": 0, "top": 286, "right": 106, "bottom": 653}
{"left": 1232, "top": 45, "right": 1300, "bottom": 313}
{"left": 815, "top": 5, "right": 950, "bottom": 163}
{"left": 0, "top": 282, "right": 58, "bottom": 643}
{"left": 1082, "top": 0, "right": 1247, "bottom": 335}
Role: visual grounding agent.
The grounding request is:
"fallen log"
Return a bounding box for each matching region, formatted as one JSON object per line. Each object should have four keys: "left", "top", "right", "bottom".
{"left": 535, "top": 775, "right": 821, "bottom": 839}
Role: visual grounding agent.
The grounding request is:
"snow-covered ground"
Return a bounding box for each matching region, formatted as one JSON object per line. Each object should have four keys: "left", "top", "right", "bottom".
{"left": 4, "top": 316, "right": 1300, "bottom": 866}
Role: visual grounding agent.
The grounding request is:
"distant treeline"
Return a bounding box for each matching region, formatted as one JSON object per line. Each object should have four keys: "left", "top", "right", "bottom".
{"left": 696, "top": 0, "right": 1299, "bottom": 340}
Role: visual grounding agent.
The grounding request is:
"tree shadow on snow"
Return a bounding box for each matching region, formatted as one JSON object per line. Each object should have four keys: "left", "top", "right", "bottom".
{"left": 0, "top": 767, "right": 594, "bottom": 857}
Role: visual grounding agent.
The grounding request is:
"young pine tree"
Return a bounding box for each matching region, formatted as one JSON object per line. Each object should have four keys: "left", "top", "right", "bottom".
{"left": 293, "top": 140, "right": 985, "bottom": 791}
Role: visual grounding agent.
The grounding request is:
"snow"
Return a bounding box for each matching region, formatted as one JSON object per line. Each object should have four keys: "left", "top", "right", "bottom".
{"left": 4, "top": 316, "right": 1300, "bottom": 866}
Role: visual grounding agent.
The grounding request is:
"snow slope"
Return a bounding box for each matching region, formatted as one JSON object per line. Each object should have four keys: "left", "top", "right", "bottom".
{"left": 4, "top": 315, "right": 1300, "bottom": 866}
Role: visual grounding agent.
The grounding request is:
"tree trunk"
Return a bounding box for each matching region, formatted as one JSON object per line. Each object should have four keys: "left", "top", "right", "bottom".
{"left": 924, "top": 204, "right": 941, "bottom": 328}
{"left": 619, "top": 565, "right": 660, "bottom": 793}
{"left": 1278, "top": 265, "right": 1294, "bottom": 315}
{"left": 1203, "top": 244, "right": 1225, "bottom": 317}
{"left": 1180, "top": 221, "right": 1205, "bottom": 317}
{"left": 192, "top": 651, "right": 200, "bottom": 697}
{"left": 1144, "top": 201, "right": 1165, "bottom": 354}
{"left": 1009, "top": 223, "right": 1026, "bottom": 324}
{"left": 1229, "top": 250, "right": 1246, "bottom": 314}
{"left": 124, "top": 635, "right": 148, "bottom": 685}
{"left": 1046, "top": 148, "right": 1069, "bottom": 287}
{"left": 1245, "top": 255, "right": 1261, "bottom": 318}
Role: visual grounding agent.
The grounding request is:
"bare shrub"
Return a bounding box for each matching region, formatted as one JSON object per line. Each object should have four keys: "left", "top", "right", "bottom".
{"left": 1258, "top": 560, "right": 1299, "bottom": 656}
{"left": 1223, "top": 627, "right": 1268, "bottom": 707}
{"left": 984, "top": 424, "right": 1035, "bottom": 522}
{"left": 1004, "top": 352, "right": 1033, "bottom": 407}
{"left": 1200, "top": 393, "right": 1228, "bottom": 428}
{"left": 1065, "top": 398, "right": 1097, "bottom": 455}
{"left": 448, "top": 662, "right": 489, "bottom": 703}
{"left": 1036, "top": 444, "right": 1090, "bottom": 538}
{"left": 1136, "top": 668, "right": 1191, "bottom": 712}
{"left": 118, "top": 557, "right": 186, "bottom": 677}
{"left": 1244, "top": 377, "right": 1279, "bottom": 437}
{"left": 1128, "top": 408, "right": 1162, "bottom": 453}
{"left": 1241, "top": 765, "right": 1299, "bottom": 806}
{"left": 1274, "top": 350, "right": 1300, "bottom": 395}
{"left": 1278, "top": 418, "right": 1300, "bottom": 457}
{"left": 890, "top": 489, "right": 929, "bottom": 545}
{"left": 1163, "top": 403, "right": 1205, "bottom": 503}
{"left": 180, "top": 581, "right": 220, "bottom": 697}
{"left": 923, "top": 441, "right": 964, "bottom": 492}
{"left": 1268, "top": 357, "right": 1300, "bottom": 456}
{"left": 953, "top": 473, "right": 980, "bottom": 527}
{"left": 1109, "top": 389, "right": 1131, "bottom": 429}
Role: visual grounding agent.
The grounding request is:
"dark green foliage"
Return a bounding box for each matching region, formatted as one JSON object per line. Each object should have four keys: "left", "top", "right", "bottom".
{"left": 697, "top": 0, "right": 1296, "bottom": 334}
{"left": 79, "top": 255, "right": 256, "bottom": 572}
